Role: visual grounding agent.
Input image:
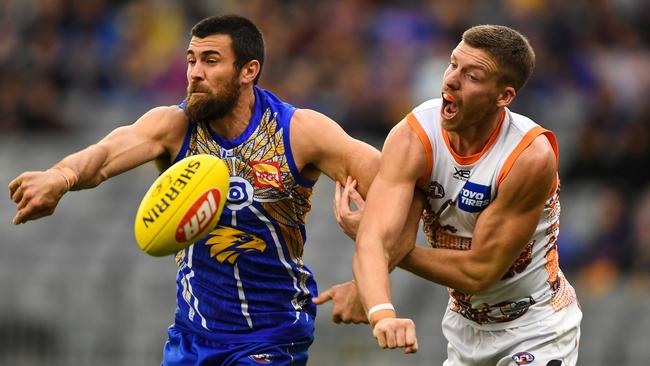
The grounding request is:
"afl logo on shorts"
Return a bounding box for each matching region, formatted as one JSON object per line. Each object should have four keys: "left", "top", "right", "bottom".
{"left": 512, "top": 351, "right": 535, "bottom": 365}
{"left": 248, "top": 353, "right": 273, "bottom": 363}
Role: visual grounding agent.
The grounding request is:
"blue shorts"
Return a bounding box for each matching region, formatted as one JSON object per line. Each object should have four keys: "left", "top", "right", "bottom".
{"left": 161, "top": 325, "right": 312, "bottom": 366}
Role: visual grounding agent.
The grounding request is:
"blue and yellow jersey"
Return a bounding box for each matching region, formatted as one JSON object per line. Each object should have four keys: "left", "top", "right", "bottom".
{"left": 172, "top": 86, "right": 318, "bottom": 343}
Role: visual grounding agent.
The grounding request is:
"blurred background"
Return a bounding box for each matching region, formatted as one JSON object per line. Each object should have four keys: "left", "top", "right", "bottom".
{"left": 1, "top": 0, "right": 649, "bottom": 364}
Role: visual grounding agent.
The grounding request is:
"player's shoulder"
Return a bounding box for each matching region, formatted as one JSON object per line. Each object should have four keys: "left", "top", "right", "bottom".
{"left": 137, "top": 105, "right": 188, "bottom": 131}
{"left": 505, "top": 109, "right": 542, "bottom": 136}
{"left": 521, "top": 134, "right": 556, "bottom": 169}
{"left": 289, "top": 108, "right": 345, "bottom": 139}
{"left": 408, "top": 98, "right": 443, "bottom": 130}
{"left": 144, "top": 105, "right": 188, "bottom": 124}
{"left": 411, "top": 98, "right": 442, "bottom": 114}
{"left": 131, "top": 105, "right": 190, "bottom": 150}
{"left": 291, "top": 108, "right": 330, "bottom": 125}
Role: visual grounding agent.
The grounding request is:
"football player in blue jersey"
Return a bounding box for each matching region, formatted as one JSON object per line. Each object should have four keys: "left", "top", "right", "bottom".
{"left": 8, "top": 14, "right": 420, "bottom": 365}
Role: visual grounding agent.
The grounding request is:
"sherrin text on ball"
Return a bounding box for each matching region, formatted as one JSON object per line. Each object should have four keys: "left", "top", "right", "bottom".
{"left": 134, "top": 154, "right": 230, "bottom": 256}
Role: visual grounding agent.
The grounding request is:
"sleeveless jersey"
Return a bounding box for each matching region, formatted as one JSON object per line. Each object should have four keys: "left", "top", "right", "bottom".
{"left": 407, "top": 98, "right": 577, "bottom": 330}
{"left": 171, "top": 86, "right": 318, "bottom": 343}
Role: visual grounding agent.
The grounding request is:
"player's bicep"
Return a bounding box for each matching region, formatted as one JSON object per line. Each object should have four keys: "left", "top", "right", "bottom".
{"left": 290, "top": 109, "right": 380, "bottom": 196}
{"left": 94, "top": 106, "right": 184, "bottom": 178}
{"left": 357, "top": 122, "right": 427, "bottom": 247}
{"left": 471, "top": 136, "right": 557, "bottom": 280}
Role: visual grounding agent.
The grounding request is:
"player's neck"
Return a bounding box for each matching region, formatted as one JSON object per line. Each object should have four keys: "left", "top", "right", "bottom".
{"left": 446, "top": 108, "right": 504, "bottom": 157}
{"left": 208, "top": 87, "right": 256, "bottom": 140}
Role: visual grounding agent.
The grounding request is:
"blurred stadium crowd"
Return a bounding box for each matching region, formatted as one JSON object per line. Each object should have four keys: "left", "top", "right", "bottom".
{"left": 2, "top": 0, "right": 650, "bottom": 364}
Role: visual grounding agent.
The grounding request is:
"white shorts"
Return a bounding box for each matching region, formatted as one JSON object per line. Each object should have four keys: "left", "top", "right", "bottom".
{"left": 442, "top": 301, "right": 582, "bottom": 366}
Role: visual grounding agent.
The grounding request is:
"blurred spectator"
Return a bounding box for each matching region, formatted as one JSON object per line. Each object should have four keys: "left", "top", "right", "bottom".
{"left": 577, "top": 186, "right": 633, "bottom": 297}
{"left": 630, "top": 186, "right": 650, "bottom": 285}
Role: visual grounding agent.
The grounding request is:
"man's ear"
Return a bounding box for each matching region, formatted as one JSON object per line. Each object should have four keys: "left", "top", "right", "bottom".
{"left": 496, "top": 86, "right": 516, "bottom": 108}
{"left": 239, "top": 60, "right": 260, "bottom": 84}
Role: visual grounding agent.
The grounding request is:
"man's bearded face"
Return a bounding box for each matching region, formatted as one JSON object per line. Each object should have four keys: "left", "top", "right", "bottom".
{"left": 184, "top": 72, "right": 241, "bottom": 122}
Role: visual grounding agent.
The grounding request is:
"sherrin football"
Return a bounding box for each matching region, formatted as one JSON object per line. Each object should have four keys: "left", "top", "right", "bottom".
{"left": 134, "top": 154, "right": 230, "bottom": 256}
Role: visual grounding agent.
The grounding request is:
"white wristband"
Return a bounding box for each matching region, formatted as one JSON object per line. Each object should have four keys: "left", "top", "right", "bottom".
{"left": 367, "top": 303, "right": 395, "bottom": 320}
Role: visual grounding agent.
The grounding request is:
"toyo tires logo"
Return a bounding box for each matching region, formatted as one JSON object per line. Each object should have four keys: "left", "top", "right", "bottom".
{"left": 175, "top": 189, "right": 221, "bottom": 242}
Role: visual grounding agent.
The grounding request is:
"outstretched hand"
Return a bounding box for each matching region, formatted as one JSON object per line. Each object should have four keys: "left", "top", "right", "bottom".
{"left": 312, "top": 281, "right": 368, "bottom": 324}
{"left": 332, "top": 176, "right": 366, "bottom": 240}
{"left": 9, "top": 170, "right": 69, "bottom": 224}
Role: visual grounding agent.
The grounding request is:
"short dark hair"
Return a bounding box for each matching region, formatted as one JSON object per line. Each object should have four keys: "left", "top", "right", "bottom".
{"left": 191, "top": 15, "right": 265, "bottom": 84}
{"left": 462, "top": 25, "right": 535, "bottom": 91}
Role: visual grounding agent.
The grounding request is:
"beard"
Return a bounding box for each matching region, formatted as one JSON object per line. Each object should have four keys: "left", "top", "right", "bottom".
{"left": 184, "top": 76, "right": 241, "bottom": 122}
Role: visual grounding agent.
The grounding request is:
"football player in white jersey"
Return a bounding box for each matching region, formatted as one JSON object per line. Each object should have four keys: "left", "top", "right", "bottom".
{"left": 322, "top": 25, "right": 581, "bottom": 365}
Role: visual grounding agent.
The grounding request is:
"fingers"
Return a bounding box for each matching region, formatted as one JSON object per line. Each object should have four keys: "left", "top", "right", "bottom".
{"left": 385, "top": 326, "right": 397, "bottom": 348}
{"left": 13, "top": 202, "right": 53, "bottom": 225}
{"left": 10, "top": 181, "right": 24, "bottom": 204}
{"left": 12, "top": 211, "right": 23, "bottom": 225}
{"left": 332, "top": 180, "right": 342, "bottom": 224}
{"left": 405, "top": 321, "right": 418, "bottom": 353}
{"left": 373, "top": 325, "right": 387, "bottom": 348}
{"left": 348, "top": 185, "right": 365, "bottom": 210}
{"left": 8, "top": 175, "right": 22, "bottom": 197}
{"left": 396, "top": 326, "right": 406, "bottom": 349}
{"left": 312, "top": 288, "right": 334, "bottom": 305}
{"left": 372, "top": 318, "right": 418, "bottom": 353}
{"left": 340, "top": 176, "right": 355, "bottom": 214}
{"left": 404, "top": 339, "right": 419, "bottom": 354}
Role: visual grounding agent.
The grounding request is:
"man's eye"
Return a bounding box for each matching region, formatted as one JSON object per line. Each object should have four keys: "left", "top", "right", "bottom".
{"left": 187, "top": 59, "right": 196, "bottom": 65}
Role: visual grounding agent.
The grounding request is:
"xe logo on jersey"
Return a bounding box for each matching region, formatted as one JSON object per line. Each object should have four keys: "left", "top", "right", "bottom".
{"left": 250, "top": 161, "right": 284, "bottom": 189}
{"left": 453, "top": 166, "right": 471, "bottom": 181}
{"left": 457, "top": 181, "right": 491, "bottom": 213}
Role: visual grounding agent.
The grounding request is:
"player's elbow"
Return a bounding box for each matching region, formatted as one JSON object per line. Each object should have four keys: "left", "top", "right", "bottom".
{"left": 470, "top": 278, "right": 496, "bottom": 294}
{"left": 462, "top": 267, "right": 500, "bottom": 294}
{"left": 385, "top": 238, "right": 415, "bottom": 268}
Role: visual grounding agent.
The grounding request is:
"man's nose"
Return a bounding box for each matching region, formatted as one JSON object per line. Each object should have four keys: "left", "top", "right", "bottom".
{"left": 443, "top": 69, "right": 460, "bottom": 91}
{"left": 189, "top": 63, "right": 205, "bottom": 81}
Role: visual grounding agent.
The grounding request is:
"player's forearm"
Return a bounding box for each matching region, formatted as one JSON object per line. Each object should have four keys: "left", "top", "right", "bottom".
{"left": 399, "top": 246, "right": 497, "bottom": 293}
{"left": 352, "top": 236, "right": 393, "bottom": 322}
{"left": 386, "top": 193, "right": 423, "bottom": 270}
{"left": 55, "top": 144, "right": 112, "bottom": 190}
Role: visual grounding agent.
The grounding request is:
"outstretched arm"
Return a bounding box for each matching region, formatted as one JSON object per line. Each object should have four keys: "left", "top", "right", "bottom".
{"left": 9, "top": 106, "right": 187, "bottom": 224}
{"left": 353, "top": 119, "right": 427, "bottom": 353}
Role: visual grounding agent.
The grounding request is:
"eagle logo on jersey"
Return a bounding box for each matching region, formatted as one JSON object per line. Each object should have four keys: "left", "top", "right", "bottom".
{"left": 205, "top": 226, "right": 267, "bottom": 264}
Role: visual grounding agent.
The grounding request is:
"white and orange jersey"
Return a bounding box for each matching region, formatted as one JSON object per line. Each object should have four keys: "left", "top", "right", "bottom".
{"left": 408, "top": 98, "right": 577, "bottom": 330}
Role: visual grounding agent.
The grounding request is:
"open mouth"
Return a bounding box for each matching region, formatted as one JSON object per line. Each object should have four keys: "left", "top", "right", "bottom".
{"left": 441, "top": 92, "right": 458, "bottom": 119}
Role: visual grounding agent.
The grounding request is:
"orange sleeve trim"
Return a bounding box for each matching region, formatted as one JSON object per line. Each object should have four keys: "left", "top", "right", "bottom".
{"left": 441, "top": 109, "right": 506, "bottom": 165}
{"left": 496, "top": 126, "right": 560, "bottom": 195}
{"left": 406, "top": 113, "right": 433, "bottom": 189}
